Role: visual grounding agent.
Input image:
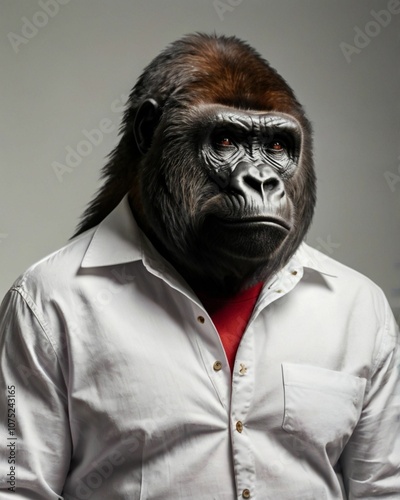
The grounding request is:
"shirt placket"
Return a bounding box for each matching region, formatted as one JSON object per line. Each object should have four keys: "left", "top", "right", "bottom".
{"left": 191, "top": 300, "right": 257, "bottom": 499}
{"left": 186, "top": 269, "right": 304, "bottom": 499}
{"left": 189, "top": 300, "right": 232, "bottom": 411}
{"left": 230, "top": 324, "right": 256, "bottom": 499}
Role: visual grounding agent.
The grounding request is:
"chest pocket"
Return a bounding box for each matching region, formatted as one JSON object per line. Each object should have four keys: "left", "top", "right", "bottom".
{"left": 281, "top": 363, "right": 366, "bottom": 463}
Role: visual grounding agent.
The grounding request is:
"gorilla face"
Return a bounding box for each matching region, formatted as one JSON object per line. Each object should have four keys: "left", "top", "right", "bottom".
{"left": 197, "top": 106, "right": 302, "bottom": 259}
{"left": 133, "top": 100, "right": 313, "bottom": 295}
{"left": 75, "top": 33, "right": 316, "bottom": 296}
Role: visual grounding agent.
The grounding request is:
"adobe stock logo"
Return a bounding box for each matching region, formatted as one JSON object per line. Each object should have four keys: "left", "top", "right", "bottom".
{"left": 340, "top": 1, "right": 400, "bottom": 63}
{"left": 384, "top": 156, "right": 400, "bottom": 193}
{"left": 51, "top": 93, "right": 128, "bottom": 182}
{"left": 52, "top": 119, "right": 116, "bottom": 182}
{"left": 213, "top": 0, "right": 243, "bottom": 21}
{"left": 7, "top": 0, "right": 71, "bottom": 54}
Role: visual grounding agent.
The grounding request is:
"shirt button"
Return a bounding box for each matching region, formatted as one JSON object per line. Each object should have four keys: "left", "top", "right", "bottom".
{"left": 291, "top": 270, "right": 298, "bottom": 276}
{"left": 239, "top": 363, "right": 247, "bottom": 375}
{"left": 236, "top": 421, "right": 244, "bottom": 433}
{"left": 275, "top": 289, "right": 283, "bottom": 293}
{"left": 242, "top": 489, "right": 251, "bottom": 499}
{"left": 213, "top": 361, "right": 222, "bottom": 371}
{"left": 197, "top": 316, "right": 205, "bottom": 324}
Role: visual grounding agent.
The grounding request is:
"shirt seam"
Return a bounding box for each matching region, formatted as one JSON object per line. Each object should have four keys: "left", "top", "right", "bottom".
{"left": 10, "top": 285, "right": 60, "bottom": 360}
{"left": 370, "top": 293, "right": 393, "bottom": 378}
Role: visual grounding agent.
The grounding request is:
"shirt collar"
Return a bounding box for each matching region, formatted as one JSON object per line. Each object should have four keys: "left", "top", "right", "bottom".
{"left": 80, "top": 194, "right": 337, "bottom": 278}
{"left": 81, "top": 195, "right": 142, "bottom": 268}
{"left": 294, "top": 242, "right": 338, "bottom": 277}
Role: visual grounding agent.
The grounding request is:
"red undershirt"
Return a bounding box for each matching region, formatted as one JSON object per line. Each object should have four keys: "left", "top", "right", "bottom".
{"left": 196, "top": 282, "right": 264, "bottom": 371}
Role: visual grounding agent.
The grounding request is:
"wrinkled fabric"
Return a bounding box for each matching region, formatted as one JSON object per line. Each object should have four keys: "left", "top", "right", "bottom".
{"left": 0, "top": 195, "right": 399, "bottom": 499}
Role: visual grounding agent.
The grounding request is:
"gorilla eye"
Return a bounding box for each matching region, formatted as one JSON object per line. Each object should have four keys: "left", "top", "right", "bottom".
{"left": 211, "top": 131, "right": 237, "bottom": 149}
{"left": 269, "top": 141, "right": 285, "bottom": 152}
{"left": 218, "top": 137, "right": 234, "bottom": 147}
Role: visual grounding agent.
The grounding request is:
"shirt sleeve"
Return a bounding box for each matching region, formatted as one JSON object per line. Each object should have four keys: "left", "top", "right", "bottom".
{"left": 340, "top": 296, "right": 400, "bottom": 498}
{"left": 0, "top": 286, "right": 71, "bottom": 498}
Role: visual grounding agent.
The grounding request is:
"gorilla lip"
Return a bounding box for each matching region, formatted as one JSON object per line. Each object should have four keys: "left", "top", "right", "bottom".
{"left": 219, "top": 216, "right": 291, "bottom": 231}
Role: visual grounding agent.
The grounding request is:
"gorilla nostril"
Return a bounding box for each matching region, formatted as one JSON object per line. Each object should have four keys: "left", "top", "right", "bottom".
{"left": 243, "top": 174, "right": 281, "bottom": 195}
{"left": 265, "top": 178, "right": 279, "bottom": 191}
{"left": 244, "top": 175, "right": 263, "bottom": 193}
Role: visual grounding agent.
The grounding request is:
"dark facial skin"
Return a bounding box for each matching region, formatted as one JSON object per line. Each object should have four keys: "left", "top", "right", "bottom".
{"left": 201, "top": 107, "right": 301, "bottom": 189}
{"left": 202, "top": 106, "right": 300, "bottom": 214}
{"left": 196, "top": 106, "right": 302, "bottom": 259}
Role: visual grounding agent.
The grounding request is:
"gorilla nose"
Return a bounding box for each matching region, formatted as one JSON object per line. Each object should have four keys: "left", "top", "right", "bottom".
{"left": 230, "top": 162, "right": 285, "bottom": 202}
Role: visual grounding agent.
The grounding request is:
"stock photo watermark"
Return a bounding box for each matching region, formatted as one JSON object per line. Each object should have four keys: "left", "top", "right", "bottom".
{"left": 64, "top": 437, "right": 139, "bottom": 500}
{"left": 65, "top": 405, "right": 184, "bottom": 499}
{"left": 15, "top": 266, "right": 136, "bottom": 388}
{"left": 213, "top": 0, "right": 243, "bottom": 21}
{"left": 4, "top": 385, "right": 17, "bottom": 492}
{"left": 7, "top": 0, "right": 72, "bottom": 54}
{"left": 315, "top": 235, "right": 340, "bottom": 255}
{"left": 89, "top": 266, "right": 136, "bottom": 312}
{"left": 384, "top": 155, "right": 400, "bottom": 192}
{"left": 340, "top": 1, "right": 400, "bottom": 63}
{"left": 51, "top": 94, "right": 129, "bottom": 182}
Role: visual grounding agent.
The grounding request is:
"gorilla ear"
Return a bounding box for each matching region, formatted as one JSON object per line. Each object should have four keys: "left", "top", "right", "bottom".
{"left": 133, "top": 98, "right": 161, "bottom": 155}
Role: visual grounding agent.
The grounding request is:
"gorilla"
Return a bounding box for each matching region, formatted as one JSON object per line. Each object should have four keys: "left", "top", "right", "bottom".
{"left": 1, "top": 33, "right": 398, "bottom": 499}
{"left": 74, "top": 32, "right": 315, "bottom": 295}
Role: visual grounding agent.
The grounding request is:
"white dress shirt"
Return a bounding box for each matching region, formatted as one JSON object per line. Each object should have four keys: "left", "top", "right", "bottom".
{"left": 0, "top": 195, "right": 399, "bottom": 499}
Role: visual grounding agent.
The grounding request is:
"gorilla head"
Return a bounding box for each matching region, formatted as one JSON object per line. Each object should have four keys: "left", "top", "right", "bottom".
{"left": 75, "top": 33, "right": 315, "bottom": 296}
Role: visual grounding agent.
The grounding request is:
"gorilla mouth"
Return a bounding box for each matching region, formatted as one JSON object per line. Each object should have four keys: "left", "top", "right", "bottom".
{"left": 220, "top": 215, "right": 291, "bottom": 232}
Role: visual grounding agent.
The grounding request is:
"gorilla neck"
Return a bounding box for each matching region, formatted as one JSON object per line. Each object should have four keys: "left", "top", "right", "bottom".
{"left": 165, "top": 248, "right": 271, "bottom": 296}
{"left": 173, "top": 251, "right": 281, "bottom": 297}
{"left": 150, "top": 232, "right": 283, "bottom": 296}
{"left": 129, "top": 198, "right": 289, "bottom": 296}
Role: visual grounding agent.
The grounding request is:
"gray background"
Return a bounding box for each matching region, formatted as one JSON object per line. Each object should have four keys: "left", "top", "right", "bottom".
{"left": 0, "top": 0, "right": 399, "bottom": 320}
